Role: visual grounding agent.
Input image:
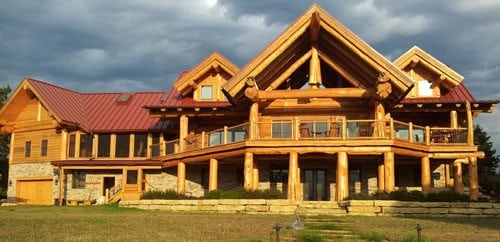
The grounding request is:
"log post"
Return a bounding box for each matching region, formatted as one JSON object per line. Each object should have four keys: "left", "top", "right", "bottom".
{"left": 336, "top": 152, "right": 348, "bottom": 201}
{"left": 209, "top": 158, "right": 218, "bottom": 191}
{"left": 469, "top": 156, "right": 479, "bottom": 200}
{"left": 421, "top": 156, "right": 431, "bottom": 195}
{"left": 201, "top": 131, "right": 206, "bottom": 149}
{"left": 374, "top": 101, "right": 385, "bottom": 137}
{"left": 138, "top": 168, "right": 143, "bottom": 194}
{"left": 450, "top": 110, "right": 458, "bottom": 128}
{"left": 223, "top": 126, "right": 228, "bottom": 144}
{"left": 466, "top": 101, "right": 474, "bottom": 146}
{"left": 389, "top": 118, "right": 395, "bottom": 139}
{"left": 249, "top": 103, "right": 259, "bottom": 140}
{"left": 293, "top": 117, "right": 300, "bottom": 140}
{"left": 288, "top": 152, "right": 299, "bottom": 200}
{"left": 425, "top": 126, "right": 431, "bottom": 145}
{"left": 244, "top": 152, "right": 254, "bottom": 190}
{"left": 341, "top": 118, "right": 347, "bottom": 140}
{"left": 179, "top": 115, "right": 188, "bottom": 152}
{"left": 377, "top": 158, "right": 384, "bottom": 192}
{"left": 384, "top": 152, "right": 395, "bottom": 192}
{"left": 59, "top": 167, "right": 64, "bottom": 206}
{"left": 252, "top": 160, "right": 259, "bottom": 191}
{"left": 453, "top": 159, "right": 463, "bottom": 193}
{"left": 308, "top": 44, "right": 322, "bottom": 89}
{"left": 445, "top": 162, "right": 452, "bottom": 188}
{"left": 177, "top": 162, "right": 186, "bottom": 194}
{"left": 409, "top": 122, "right": 414, "bottom": 143}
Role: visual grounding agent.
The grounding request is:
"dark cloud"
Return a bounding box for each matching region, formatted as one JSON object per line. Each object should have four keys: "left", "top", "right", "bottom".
{"left": 1, "top": 0, "right": 499, "bottom": 151}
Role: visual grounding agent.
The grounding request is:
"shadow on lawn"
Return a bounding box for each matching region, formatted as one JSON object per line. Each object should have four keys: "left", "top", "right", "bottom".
{"left": 404, "top": 216, "right": 500, "bottom": 231}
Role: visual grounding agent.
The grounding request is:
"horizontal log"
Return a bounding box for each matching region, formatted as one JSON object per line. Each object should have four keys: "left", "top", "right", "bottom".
{"left": 245, "top": 88, "right": 372, "bottom": 101}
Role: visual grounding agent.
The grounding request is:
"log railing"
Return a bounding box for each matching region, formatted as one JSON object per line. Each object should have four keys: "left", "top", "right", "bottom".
{"left": 149, "top": 119, "right": 472, "bottom": 158}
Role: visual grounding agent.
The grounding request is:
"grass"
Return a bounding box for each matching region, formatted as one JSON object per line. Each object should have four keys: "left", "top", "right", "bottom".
{"left": 0, "top": 205, "right": 499, "bottom": 241}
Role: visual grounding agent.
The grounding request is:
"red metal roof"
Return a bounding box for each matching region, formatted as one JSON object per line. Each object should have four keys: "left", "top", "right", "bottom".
{"left": 401, "top": 82, "right": 474, "bottom": 104}
{"left": 27, "top": 78, "right": 170, "bottom": 132}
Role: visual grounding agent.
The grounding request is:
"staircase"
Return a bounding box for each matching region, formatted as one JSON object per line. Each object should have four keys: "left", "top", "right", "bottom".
{"left": 106, "top": 184, "right": 122, "bottom": 204}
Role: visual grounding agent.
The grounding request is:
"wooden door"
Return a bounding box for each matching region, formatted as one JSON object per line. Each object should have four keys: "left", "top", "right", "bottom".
{"left": 16, "top": 179, "right": 53, "bottom": 205}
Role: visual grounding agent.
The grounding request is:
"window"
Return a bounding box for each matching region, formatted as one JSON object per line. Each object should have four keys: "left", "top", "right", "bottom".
{"left": 115, "top": 134, "right": 130, "bottom": 157}
{"left": 201, "top": 168, "right": 209, "bottom": 189}
{"left": 24, "top": 141, "right": 31, "bottom": 158}
{"left": 126, "top": 170, "right": 138, "bottom": 184}
{"left": 200, "top": 85, "right": 213, "bottom": 100}
{"left": 97, "top": 134, "right": 111, "bottom": 157}
{"left": 79, "top": 134, "right": 93, "bottom": 158}
{"left": 417, "top": 80, "right": 433, "bottom": 97}
{"left": 68, "top": 134, "right": 76, "bottom": 158}
{"left": 72, "top": 171, "right": 86, "bottom": 189}
{"left": 151, "top": 134, "right": 160, "bottom": 157}
{"left": 134, "top": 134, "right": 148, "bottom": 157}
{"left": 306, "top": 121, "right": 329, "bottom": 138}
{"left": 272, "top": 120, "right": 292, "bottom": 138}
{"left": 40, "top": 140, "right": 48, "bottom": 157}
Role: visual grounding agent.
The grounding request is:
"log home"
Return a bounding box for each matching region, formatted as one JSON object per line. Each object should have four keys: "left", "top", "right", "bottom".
{"left": 1, "top": 4, "right": 497, "bottom": 205}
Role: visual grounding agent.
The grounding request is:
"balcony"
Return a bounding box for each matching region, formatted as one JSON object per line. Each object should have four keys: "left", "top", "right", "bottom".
{"left": 150, "top": 118, "right": 472, "bottom": 158}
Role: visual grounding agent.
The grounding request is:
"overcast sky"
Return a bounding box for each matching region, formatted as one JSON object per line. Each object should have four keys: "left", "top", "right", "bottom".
{"left": 1, "top": 0, "right": 499, "bottom": 151}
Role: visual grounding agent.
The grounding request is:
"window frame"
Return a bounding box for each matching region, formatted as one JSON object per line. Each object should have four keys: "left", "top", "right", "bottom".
{"left": 68, "top": 134, "right": 76, "bottom": 158}
{"left": 40, "top": 139, "right": 48, "bottom": 157}
{"left": 79, "top": 133, "right": 93, "bottom": 158}
{"left": 115, "top": 134, "right": 130, "bottom": 158}
{"left": 97, "top": 134, "right": 111, "bottom": 158}
{"left": 24, "top": 141, "right": 32, "bottom": 158}
{"left": 200, "top": 85, "right": 213, "bottom": 100}
{"left": 271, "top": 120, "right": 293, "bottom": 139}
{"left": 72, "top": 170, "right": 86, "bottom": 189}
{"left": 133, "top": 133, "right": 148, "bottom": 157}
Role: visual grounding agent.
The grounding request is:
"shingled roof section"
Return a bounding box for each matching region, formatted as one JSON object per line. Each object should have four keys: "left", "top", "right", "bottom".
{"left": 26, "top": 78, "right": 170, "bottom": 132}
{"left": 401, "top": 82, "right": 474, "bottom": 104}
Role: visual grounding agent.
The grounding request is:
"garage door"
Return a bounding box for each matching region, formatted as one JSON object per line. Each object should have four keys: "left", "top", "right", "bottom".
{"left": 16, "top": 179, "right": 53, "bottom": 205}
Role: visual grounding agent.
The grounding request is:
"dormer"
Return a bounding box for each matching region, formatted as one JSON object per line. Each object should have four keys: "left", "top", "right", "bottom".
{"left": 173, "top": 52, "right": 239, "bottom": 102}
{"left": 394, "top": 46, "right": 464, "bottom": 98}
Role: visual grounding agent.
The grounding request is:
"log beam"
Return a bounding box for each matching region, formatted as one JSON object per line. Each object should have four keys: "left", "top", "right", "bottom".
{"left": 177, "top": 162, "right": 186, "bottom": 194}
{"left": 384, "top": 152, "right": 395, "bottom": 192}
{"left": 266, "top": 50, "right": 312, "bottom": 90}
{"left": 308, "top": 45, "right": 322, "bottom": 89}
{"left": 245, "top": 88, "right": 371, "bottom": 101}
{"left": 336, "top": 152, "right": 348, "bottom": 201}
{"left": 421, "top": 156, "right": 431, "bottom": 195}
{"left": 209, "top": 158, "right": 218, "bottom": 191}
{"left": 244, "top": 152, "right": 254, "bottom": 190}
{"left": 469, "top": 156, "right": 479, "bottom": 200}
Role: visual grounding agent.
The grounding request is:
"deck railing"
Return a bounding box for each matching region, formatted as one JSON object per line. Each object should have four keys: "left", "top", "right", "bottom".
{"left": 149, "top": 118, "right": 472, "bottom": 157}
{"left": 430, "top": 127, "right": 467, "bottom": 144}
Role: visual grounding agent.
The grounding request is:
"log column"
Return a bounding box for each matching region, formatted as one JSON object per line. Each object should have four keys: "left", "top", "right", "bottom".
{"left": 377, "top": 158, "right": 384, "bottom": 192}
{"left": 466, "top": 101, "right": 474, "bottom": 146}
{"left": 59, "top": 167, "right": 65, "bottom": 206}
{"left": 252, "top": 160, "right": 259, "bottom": 191}
{"left": 288, "top": 152, "right": 299, "bottom": 200}
{"left": 208, "top": 158, "right": 218, "bottom": 191}
{"left": 249, "top": 103, "right": 259, "bottom": 140}
{"left": 453, "top": 159, "right": 463, "bottom": 193}
{"left": 469, "top": 156, "right": 479, "bottom": 200}
{"left": 445, "top": 162, "right": 452, "bottom": 188}
{"left": 179, "top": 115, "right": 189, "bottom": 152}
{"left": 336, "top": 152, "right": 348, "bottom": 201}
{"left": 177, "top": 162, "right": 186, "bottom": 194}
{"left": 244, "top": 152, "right": 254, "bottom": 190}
{"left": 384, "top": 152, "right": 395, "bottom": 192}
{"left": 421, "top": 156, "right": 431, "bottom": 195}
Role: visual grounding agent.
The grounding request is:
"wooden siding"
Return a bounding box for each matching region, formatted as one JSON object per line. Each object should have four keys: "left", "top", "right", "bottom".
{"left": 12, "top": 98, "right": 61, "bottom": 163}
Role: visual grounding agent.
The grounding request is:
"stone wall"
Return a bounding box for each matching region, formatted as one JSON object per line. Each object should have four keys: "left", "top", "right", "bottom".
{"left": 121, "top": 199, "right": 500, "bottom": 217}
{"left": 345, "top": 200, "right": 500, "bottom": 217}
{"left": 7, "top": 162, "right": 56, "bottom": 202}
{"left": 120, "top": 199, "right": 346, "bottom": 215}
{"left": 65, "top": 170, "right": 122, "bottom": 201}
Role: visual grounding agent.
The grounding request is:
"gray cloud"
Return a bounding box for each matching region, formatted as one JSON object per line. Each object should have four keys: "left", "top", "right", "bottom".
{"left": 1, "top": 0, "right": 499, "bottom": 152}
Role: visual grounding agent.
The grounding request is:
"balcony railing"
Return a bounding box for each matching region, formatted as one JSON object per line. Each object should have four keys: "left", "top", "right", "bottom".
{"left": 151, "top": 118, "right": 472, "bottom": 157}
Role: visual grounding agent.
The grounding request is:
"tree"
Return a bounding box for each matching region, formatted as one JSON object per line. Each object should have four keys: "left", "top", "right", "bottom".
{"left": 0, "top": 85, "right": 11, "bottom": 195}
{"left": 474, "top": 125, "right": 500, "bottom": 175}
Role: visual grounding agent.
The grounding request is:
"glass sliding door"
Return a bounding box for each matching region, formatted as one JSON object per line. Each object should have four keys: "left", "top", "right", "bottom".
{"left": 303, "top": 169, "right": 328, "bottom": 201}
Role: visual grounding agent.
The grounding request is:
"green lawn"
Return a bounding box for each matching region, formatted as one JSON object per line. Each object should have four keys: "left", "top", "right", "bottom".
{"left": 0, "top": 204, "right": 499, "bottom": 241}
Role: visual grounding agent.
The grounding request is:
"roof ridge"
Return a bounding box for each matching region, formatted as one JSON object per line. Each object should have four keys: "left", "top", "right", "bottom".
{"left": 26, "top": 77, "right": 82, "bottom": 94}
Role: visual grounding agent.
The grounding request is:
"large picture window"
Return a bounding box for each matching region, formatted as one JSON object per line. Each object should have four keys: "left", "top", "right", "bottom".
{"left": 134, "top": 134, "right": 148, "bottom": 157}
{"left": 72, "top": 171, "right": 86, "bottom": 189}
{"left": 79, "top": 134, "right": 93, "bottom": 158}
{"left": 115, "top": 134, "right": 130, "bottom": 157}
{"left": 97, "top": 134, "right": 111, "bottom": 157}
